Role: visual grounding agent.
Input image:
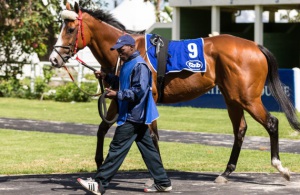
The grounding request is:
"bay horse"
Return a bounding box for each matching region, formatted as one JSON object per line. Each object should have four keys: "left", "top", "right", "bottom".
{"left": 49, "top": 2, "right": 300, "bottom": 182}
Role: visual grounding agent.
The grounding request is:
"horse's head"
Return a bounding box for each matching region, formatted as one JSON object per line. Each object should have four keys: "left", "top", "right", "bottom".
{"left": 49, "top": 2, "right": 89, "bottom": 68}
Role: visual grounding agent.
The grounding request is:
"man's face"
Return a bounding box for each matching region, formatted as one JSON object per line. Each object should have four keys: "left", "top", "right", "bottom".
{"left": 117, "top": 45, "right": 135, "bottom": 61}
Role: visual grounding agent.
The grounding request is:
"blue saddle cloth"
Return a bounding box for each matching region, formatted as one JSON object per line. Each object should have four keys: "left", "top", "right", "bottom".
{"left": 145, "top": 34, "right": 206, "bottom": 74}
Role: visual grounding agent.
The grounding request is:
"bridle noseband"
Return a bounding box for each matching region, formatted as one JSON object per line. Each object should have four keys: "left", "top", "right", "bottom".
{"left": 53, "top": 10, "right": 86, "bottom": 63}
{"left": 53, "top": 45, "right": 74, "bottom": 63}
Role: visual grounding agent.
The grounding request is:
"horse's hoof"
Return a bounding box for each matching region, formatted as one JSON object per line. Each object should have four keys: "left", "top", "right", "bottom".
{"left": 281, "top": 168, "right": 290, "bottom": 181}
{"left": 144, "top": 178, "right": 154, "bottom": 187}
{"left": 214, "top": 175, "right": 228, "bottom": 183}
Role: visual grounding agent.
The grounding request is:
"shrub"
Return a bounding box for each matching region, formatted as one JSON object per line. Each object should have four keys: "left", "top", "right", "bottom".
{"left": 0, "top": 79, "right": 31, "bottom": 98}
{"left": 53, "top": 82, "right": 98, "bottom": 102}
{"left": 0, "top": 65, "right": 98, "bottom": 102}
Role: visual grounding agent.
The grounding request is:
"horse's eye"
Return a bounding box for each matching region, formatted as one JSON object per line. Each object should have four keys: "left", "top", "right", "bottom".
{"left": 67, "top": 28, "right": 75, "bottom": 34}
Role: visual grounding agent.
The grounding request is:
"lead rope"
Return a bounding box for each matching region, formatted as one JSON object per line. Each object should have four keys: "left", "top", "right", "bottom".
{"left": 63, "top": 65, "right": 102, "bottom": 97}
{"left": 97, "top": 56, "right": 120, "bottom": 124}
{"left": 115, "top": 57, "right": 121, "bottom": 76}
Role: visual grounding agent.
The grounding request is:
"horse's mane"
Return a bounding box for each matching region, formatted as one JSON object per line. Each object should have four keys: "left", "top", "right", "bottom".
{"left": 81, "top": 8, "right": 145, "bottom": 35}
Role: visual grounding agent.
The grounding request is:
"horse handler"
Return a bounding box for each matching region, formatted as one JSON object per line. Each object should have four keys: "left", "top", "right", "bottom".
{"left": 77, "top": 34, "right": 172, "bottom": 195}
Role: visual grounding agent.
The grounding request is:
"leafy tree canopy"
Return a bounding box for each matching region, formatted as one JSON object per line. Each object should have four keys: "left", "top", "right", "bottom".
{"left": 0, "top": 0, "right": 63, "bottom": 64}
{"left": 0, "top": 0, "right": 107, "bottom": 62}
{"left": 0, "top": 0, "right": 106, "bottom": 81}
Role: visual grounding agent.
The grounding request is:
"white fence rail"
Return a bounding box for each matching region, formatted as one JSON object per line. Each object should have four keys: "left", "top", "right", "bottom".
{"left": 22, "top": 61, "right": 101, "bottom": 92}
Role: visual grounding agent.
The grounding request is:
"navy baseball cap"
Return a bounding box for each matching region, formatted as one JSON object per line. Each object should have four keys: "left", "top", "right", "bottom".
{"left": 110, "top": 34, "right": 135, "bottom": 50}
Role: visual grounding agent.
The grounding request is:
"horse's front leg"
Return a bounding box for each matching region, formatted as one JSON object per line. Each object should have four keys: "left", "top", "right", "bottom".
{"left": 144, "top": 119, "right": 160, "bottom": 187}
{"left": 95, "top": 100, "right": 118, "bottom": 169}
{"left": 215, "top": 104, "right": 247, "bottom": 183}
{"left": 149, "top": 120, "right": 160, "bottom": 154}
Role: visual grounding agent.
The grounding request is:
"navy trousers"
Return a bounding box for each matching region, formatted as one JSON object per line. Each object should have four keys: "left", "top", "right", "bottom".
{"left": 94, "top": 121, "right": 171, "bottom": 188}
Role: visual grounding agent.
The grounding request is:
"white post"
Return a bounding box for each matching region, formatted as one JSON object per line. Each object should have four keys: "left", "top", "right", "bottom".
{"left": 78, "top": 62, "right": 82, "bottom": 87}
{"left": 293, "top": 67, "right": 300, "bottom": 112}
{"left": 254, "top": 5, "right": 263, "bottom": 45}
{"left": 30, "top": 63, "right": 35, "bottom": 93}
{"left": 39, "top": 62, "right": 43, "bottom": 78}
{"left": 211, "top": 6, "right": 220, "bottom": 35}
{"left": 172, "top": 7, "right": 180, "bottom": 40}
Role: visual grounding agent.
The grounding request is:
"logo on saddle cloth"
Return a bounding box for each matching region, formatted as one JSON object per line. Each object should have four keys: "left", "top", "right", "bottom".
{"left": 145, "top": 34, "right": 206, "bottom": 73}
{"left": 186, "top": 60, "right": 204, "bottom": 69}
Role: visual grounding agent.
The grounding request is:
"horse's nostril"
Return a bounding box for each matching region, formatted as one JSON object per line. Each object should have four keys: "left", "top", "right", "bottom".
{"left": 49, "top": 57, "right": 58, "bottom": 66}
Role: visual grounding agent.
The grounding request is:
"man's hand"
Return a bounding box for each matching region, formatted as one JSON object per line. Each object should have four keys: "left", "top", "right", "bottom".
{"left": 94, "top": 70, "right": 106, "bottom": 79}
{"left": 105, "top": 88, "right": 117, "bottom": 99}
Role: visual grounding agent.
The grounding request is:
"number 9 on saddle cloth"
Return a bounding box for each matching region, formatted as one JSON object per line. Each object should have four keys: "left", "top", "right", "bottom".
{"left": 147, "top": 34, "right": 206, "bottom": 102}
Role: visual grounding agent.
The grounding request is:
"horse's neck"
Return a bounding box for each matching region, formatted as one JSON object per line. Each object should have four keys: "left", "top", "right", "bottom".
{"left": 84, "top": 14, "right": 122, "bottom": 71}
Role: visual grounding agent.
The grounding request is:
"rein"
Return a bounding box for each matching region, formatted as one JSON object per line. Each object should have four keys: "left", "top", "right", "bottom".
{"left": 64, "top": 56, "right": 119, "bottom": 124}
{"left": 53, "top": 8, "right": 121, "bottom": 124}
{"left": 63, "top": 63, "right": 102, "bottom": 97}
{"left": 54, "top": 9, "right": 121, "bottom": 98}
{"left": 55, "top": 10, "right": 102, "bottom": 96}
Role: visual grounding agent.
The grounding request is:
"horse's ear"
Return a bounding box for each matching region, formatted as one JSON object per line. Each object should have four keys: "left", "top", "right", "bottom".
{"left": 74, "top": 2, "right": 80, "bottom": 14}
{"left": 66, "top": 2, "right": 71, "bottom": 10}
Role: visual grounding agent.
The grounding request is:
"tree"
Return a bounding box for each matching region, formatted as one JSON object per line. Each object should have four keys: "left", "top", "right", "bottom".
{"left": 144, "top": 0, "right": 172, "bottom": 22}
{"left": 0, "top": 0, "right": 109, "bottom": 80}
{"left": 81, "top": 0, "right": 109, "bottom": 9}
{"left": 280, "top": 10, "right": 300, "bottom": 22}
{"left": 0, "top": 0, "right": 62, "bottom": 81}
{"left": 0, "top": 0, "right": 108, "bottom": 98}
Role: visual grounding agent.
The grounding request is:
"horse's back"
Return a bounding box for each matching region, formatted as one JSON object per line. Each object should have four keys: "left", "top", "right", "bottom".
{"left": 203, "top": 34, "right": 265, "bottom": 60}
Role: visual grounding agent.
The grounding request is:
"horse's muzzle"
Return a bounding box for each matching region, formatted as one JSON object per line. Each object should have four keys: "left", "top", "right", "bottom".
{"left": 49, "top": 56, "right": 64, "bottom": 68}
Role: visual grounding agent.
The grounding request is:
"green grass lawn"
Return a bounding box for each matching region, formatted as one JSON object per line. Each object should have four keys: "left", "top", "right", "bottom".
{"left": 0, "top": 97, "right": 300, "bottom": 175}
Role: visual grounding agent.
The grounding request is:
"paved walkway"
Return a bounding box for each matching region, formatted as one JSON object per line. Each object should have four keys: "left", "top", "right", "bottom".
{"left": 1, "top": 172, "right": 300, "bottom": 195}
{"left": 1, "top": 117, "right": 300, "bottom": 195}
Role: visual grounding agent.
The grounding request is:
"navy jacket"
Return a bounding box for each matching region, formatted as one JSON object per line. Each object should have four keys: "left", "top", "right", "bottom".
{"left": 104, "top": 51, "right": 158, "bottom": 125}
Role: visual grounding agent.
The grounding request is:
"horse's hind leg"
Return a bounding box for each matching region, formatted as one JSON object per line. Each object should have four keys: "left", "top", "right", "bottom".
{"left": 215, "top": 103, "right": 247, "bottom": 183}
{"left": 245, "top": 100, "right": 289, "bottom": 180}
{"left": 246, "top": 101, "right": 290, "bottom": 180}
{"left": 266, "top": 114, "right": 290, "bottom": 181}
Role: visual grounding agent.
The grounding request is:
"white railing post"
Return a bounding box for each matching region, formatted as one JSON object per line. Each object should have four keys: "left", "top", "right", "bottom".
{"left": 30, "top": 63, "right": 35, "bottom": 93}
{"left": 78, "top": 62, "right": 83, "bottom": 87}
{"left": 293, "top": 67, "right": 300, "bottom": 112}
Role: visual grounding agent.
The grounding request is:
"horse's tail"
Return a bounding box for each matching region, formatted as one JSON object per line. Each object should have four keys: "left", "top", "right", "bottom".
{"left": 258, "top": 44, "right": 300, "bottom": 131}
